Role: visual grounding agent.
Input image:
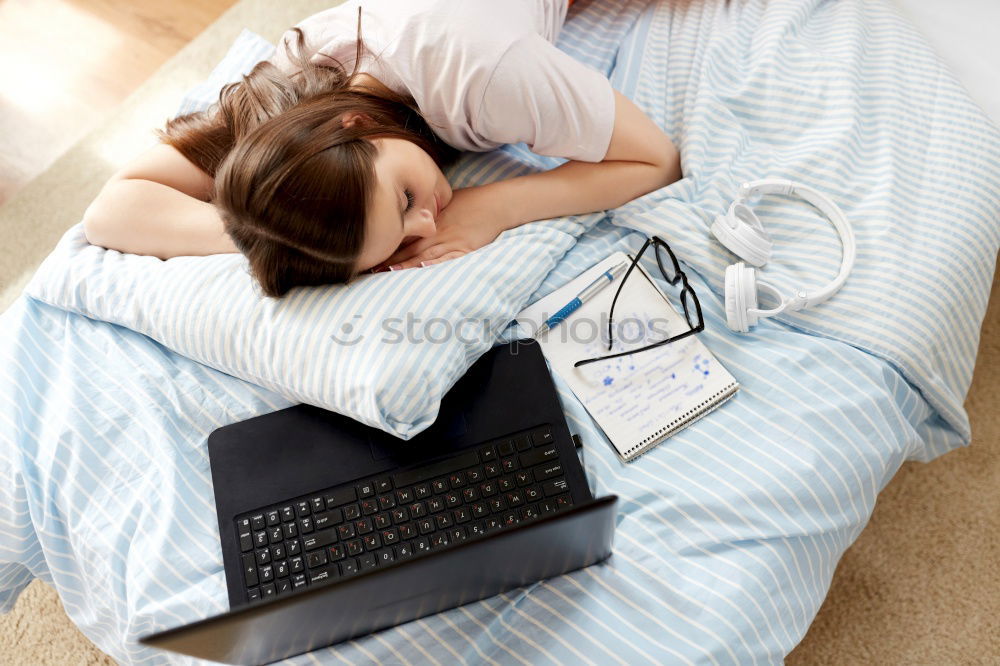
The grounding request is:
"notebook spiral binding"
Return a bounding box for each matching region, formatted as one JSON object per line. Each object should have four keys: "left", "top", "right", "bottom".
{"left": 623, "top": 382, "right": 739, "bottom": 461}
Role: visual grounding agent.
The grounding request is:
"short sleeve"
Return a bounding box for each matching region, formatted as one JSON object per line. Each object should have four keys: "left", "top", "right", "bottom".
{"left": 473, "top": 33, "right": 616, "bottom": 163}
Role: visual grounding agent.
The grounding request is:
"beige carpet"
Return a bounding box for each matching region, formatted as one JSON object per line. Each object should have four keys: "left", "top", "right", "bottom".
{"left": 0, "top": 0, "right": 997, "bottom": 663}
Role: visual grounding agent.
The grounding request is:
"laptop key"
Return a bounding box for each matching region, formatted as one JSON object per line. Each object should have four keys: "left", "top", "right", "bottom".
{"left": 246, "top": 587, "right": 260, "bottom": 602}
{"left": 520, "top": 446, "right": 558, "bottom": 468}
{"left": 261, "top": 582, "right": 276, "bottom": 598}
{"left": 242, "top": 553, "right": 258, "bottom": 587}
{"left": 359, "top": 553, "right": 378, "bottom": 570}
{"left": 307, "top": 565, "right": 337, "bottom": 585}
{"left": 265, "top": 510, "right": 280, "bottom": 527}
{"left": 533, "top": 425, "right": 554, "bottom": 446}
{"left": 302, "top": 529, "right": 336, "bottom": 551}
{"left": 543, "top": 478, "right": 569, "bottom": 497}
{"left": 325, "top": 486, "right": 357, "bottom": 509}
{"left": 291, "top": 573, "right": 307, "bottom": 589}
{"left": 275, "top": 560, "right": 289, "bottom": 578}
{"left": 306, "top": 550, "right": 327, "bottom": 569}
{"left": 340, "top": 559, "right": 359, "bottom": 576}
{"left": 312, "top": 511, "right": 336, "bottom": 530}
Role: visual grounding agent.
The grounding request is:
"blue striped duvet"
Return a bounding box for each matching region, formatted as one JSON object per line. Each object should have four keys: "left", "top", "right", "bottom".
{"left": 2, "top": 0, "right": 998, "bottom": 664}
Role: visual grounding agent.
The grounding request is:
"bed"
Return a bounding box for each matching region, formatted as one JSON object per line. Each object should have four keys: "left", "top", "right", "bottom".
{"left": 2, "top": 0, "right": 998, "bottom": 663}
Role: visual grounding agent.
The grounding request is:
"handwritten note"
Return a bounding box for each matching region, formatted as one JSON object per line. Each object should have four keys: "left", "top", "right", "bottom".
{"left": 516, "top": 251, "right": 738, "bottom": 461}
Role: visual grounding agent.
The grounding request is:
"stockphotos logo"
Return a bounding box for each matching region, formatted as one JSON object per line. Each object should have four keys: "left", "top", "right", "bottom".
{"left": 329, "top": 313, "right": 673, "bottom": 347}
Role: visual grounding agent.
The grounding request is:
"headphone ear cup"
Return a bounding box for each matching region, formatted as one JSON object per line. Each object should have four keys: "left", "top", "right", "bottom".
{"left": 724, "top": 262, "right": 758, "bottom": 333}
{"left": 711, "top": 203, "right": 772, "bottom": 267}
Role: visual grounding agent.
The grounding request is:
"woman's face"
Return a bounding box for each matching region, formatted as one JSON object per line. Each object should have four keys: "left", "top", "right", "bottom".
{"left": 355, "top": 137, "right": 453, "bottom": 272}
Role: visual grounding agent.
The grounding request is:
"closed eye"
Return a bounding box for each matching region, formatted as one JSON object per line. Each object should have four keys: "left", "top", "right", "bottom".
{"left": 404, "top": 188, "right": 415, "bottom": 212}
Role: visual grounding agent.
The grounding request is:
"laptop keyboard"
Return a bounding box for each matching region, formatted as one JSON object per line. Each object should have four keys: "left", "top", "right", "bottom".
{"left": 234, "top": 424, "right": 577, "bottom": 604}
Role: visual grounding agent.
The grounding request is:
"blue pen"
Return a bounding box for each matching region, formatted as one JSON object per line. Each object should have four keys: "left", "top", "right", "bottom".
{"left": 535, "top": 261, "right": 629, "bottom": 336}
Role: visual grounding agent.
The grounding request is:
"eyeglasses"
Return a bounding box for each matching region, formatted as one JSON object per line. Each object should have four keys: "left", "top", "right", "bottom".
{"left": 574, "top": 236, "right": 704, "bottom": 368}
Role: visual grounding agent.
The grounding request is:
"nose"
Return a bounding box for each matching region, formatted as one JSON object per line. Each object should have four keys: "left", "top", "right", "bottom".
{"left": 407, "top": 206, "right": 437, "bottom": 238}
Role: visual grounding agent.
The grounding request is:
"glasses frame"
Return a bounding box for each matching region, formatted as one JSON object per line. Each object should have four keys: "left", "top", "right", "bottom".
{"left": 574, "top": 236, "right": 705, "bottom": 368}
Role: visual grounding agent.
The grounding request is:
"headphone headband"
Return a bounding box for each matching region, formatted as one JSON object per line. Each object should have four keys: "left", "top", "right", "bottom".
{"left": 735, "top": 179, "right": 856, "bottom": 314}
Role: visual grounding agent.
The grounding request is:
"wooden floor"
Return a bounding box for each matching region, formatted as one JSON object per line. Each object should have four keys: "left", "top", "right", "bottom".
{"left": 0, "top": 0, "right": 239, "bottom": 208}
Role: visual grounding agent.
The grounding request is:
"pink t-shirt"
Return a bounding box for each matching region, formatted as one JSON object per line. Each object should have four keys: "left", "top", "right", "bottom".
{"left": 269, "top": 0, "right": 615, "bottom": 163}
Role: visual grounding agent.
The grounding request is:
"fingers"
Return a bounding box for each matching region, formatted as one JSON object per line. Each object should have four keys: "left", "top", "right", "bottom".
{"left": 374, "top": 237, "right": 435, "bottom": 271}
{"left": 419, "top": 251, "right": 467, "bottom": 266}
{"left": 391, "top": 244, "right": 453, "bottom": 270}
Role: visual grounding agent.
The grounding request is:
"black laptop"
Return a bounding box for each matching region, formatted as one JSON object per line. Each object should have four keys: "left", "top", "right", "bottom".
{"left": 139, "top": 339, "right": 618, "bottom": 664}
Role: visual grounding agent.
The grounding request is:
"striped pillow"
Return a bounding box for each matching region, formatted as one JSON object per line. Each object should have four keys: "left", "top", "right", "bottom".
{"left": 23, "top": 30, "right": 604, "bottom": 438}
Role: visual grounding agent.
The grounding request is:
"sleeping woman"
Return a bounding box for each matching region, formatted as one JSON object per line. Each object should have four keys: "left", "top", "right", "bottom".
{"left": 82, "top": 0, "right": 681, "bottom": 298}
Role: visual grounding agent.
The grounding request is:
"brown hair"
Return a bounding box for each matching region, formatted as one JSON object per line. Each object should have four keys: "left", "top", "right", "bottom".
{"left": 157, "top": 10, "right": 460, "bottom": 298}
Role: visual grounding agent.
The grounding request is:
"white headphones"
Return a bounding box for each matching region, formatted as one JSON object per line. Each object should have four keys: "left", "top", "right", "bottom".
{"left": 710, "top": 178, "right": 856, "bottom": 333}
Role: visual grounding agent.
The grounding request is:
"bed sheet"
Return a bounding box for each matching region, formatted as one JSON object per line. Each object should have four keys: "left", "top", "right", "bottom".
{"left": 3, "top": 0, "right": 999, "bottom": 663}
{"left": 0, "top": 215, "right": 951, "bottom": 665}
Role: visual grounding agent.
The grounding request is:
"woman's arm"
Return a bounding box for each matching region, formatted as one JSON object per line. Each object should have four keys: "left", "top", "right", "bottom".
{"left": 82, "top": 143, "right": 239, "bottom": 259}
{"left": 381, "top": 89, "right": 681, "bottom": 269}
{"left": 490, "top": 89, "right": 681, "bottom": 227}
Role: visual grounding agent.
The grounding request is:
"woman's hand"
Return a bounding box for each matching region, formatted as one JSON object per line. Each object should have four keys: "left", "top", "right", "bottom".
{"left": 374, "top": 184, "right": 517, "bottom": 271}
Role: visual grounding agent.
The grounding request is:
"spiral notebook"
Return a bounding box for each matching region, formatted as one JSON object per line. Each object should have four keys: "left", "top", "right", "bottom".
{"left": 515, "top": 251, "right": 739, "bottom": 462}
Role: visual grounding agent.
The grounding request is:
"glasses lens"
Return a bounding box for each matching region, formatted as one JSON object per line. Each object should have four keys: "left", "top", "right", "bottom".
{"left": 680, "top": 286, "right": 699, "bottom": 329}
{"left": 653, "top": 242, "right": 678, "bottom": 283}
